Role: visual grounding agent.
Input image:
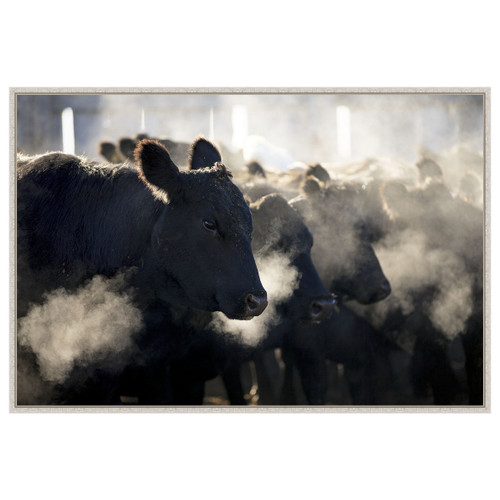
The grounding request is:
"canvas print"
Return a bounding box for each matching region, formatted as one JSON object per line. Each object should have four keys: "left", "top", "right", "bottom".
{"left": 13, "top": 90, "right": 486, "bottom": 409}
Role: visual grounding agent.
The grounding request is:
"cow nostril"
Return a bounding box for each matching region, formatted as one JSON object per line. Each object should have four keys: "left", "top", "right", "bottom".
{"left": 309, "top": 296, "right": 335, "bottom": 321}
{"left": 379, "top": 280, "right": 391, "bottom": 297}
{"left": 311, "top": 302, "right": 323, "bottom": 316}
{"left": 247, "top": 295, "right": 258, "bottom": 310}
{"left": 245, "top": 292, "right": 268, "bottom": 316}
{"left": 370, "top": 281, "right": 391, "bottom": 303}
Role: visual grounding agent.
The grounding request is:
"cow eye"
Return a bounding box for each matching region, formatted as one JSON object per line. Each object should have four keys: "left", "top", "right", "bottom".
{"left": 203, "top": 219, "right": 217, "bottom": 233}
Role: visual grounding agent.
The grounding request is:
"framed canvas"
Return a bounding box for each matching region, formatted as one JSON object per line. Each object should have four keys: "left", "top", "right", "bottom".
{"left": 10, "top": 88, "right": 490, "bottom": 412}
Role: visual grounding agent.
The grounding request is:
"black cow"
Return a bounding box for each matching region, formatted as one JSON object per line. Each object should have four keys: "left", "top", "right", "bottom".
{"left": 274, "top": 176, "right": 394, "bottom": 405}
{"left": 250, "top": 194, "right": 335, "bottom": 323}
{"left": 291, "top": 177, "right": 391, "bottom": 304}
{"left": 246, "top": 161, "right": 267, "bottom": 178}
{"left": 363, "top": 177, "right": 483, "bottom": 405}
{"left": 117, "top": 137, "right": 137, "bottom": 161}
{"left": 97, "top": 135, "right": 148, "bottom": 163}
{"left": 17, "top": 137, "right": 267, "bottom": 404}
{"left": 98, "top": 141, "right": 121, "bottom": 163}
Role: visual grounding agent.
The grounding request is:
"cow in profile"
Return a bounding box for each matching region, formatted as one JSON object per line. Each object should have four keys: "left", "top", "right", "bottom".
{"left": 291, "top": 177, "right": 391, "bottom": 304}
{"left": 17, "top": 137, "right": 267, "bottom": 404}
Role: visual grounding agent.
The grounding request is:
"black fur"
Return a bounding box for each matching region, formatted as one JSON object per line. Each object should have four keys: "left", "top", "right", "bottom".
{"left": 17, "top": 138, "right": 267, "bottom": 405}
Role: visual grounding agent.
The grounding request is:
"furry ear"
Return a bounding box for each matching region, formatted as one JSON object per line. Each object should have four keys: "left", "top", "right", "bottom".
{"left": 188, "top": 136, "right": 222, "bottom": 170}
{"left": 246, "top": 161, "right": 267, "bottom": 178}
{"left": 135, "top": 139, "right": 181, "bottom": 196}
{"left": 306, "top": 163, "right": 330, "bottom": 184}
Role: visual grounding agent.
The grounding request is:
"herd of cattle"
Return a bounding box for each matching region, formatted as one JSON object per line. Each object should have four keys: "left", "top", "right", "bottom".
{"left": 16, "top": 131, "right": 484, "bottom": 406}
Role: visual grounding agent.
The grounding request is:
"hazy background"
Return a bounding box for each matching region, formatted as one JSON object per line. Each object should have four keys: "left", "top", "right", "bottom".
{"left": 16, "top": 93, "right": 484, "bottom": 168}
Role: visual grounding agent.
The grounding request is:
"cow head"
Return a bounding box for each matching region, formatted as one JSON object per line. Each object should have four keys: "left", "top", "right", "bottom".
{"left": 250, "top": 194, "right": 335, "bottom": 323}
{"left": 135, "top": 137, "right": 267, "bottom": 320}
{"left": 291, "top": 178, "right": 391, "bottom": 305}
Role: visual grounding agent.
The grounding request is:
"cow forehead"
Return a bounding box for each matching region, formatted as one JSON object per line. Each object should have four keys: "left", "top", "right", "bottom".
{"left": 316, "top": 193, "right": 362, "bottom": 226}
{"left": 253, "top": 200, "right": 313, "bottom": 255}
{"left": 181, "top": 169, "right": 253, "bottom": 229}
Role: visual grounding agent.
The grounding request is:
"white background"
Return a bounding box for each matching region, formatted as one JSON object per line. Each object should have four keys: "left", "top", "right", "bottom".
{"left": 1, "top": 2, "right": 498, "bottom": 499}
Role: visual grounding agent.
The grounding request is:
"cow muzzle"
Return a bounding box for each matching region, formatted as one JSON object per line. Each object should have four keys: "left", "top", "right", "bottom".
{"left": 370, "top": 279, "right": 391, "bottom": 302}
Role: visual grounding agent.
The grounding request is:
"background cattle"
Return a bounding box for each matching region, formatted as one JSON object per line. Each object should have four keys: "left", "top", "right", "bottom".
{"left": 196, "top": 155, "right": 483, "bottom": 406}
{"left": 359, "top": 176, "right": 483, "bottom": 404}
{"left": 98, "top": 135, "right": 246, "bottom": 173}
{"left": 275, "top": 173, "right": 394, "bottom": 405}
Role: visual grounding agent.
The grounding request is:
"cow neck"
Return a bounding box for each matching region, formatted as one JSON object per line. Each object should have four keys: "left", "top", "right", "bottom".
{"left": 79, "top": 166, "right": 163, "bottom": 271}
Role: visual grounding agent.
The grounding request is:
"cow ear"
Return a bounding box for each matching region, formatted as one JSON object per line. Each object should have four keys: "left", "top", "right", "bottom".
{"left": 188, "top": 136, "right": 222, "bottom": 170}
{"left": 301, "top": 176, "right": 322, "bottom": 197}
{"left": 135, "top": 139, "right": 180, "bottom": 196}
